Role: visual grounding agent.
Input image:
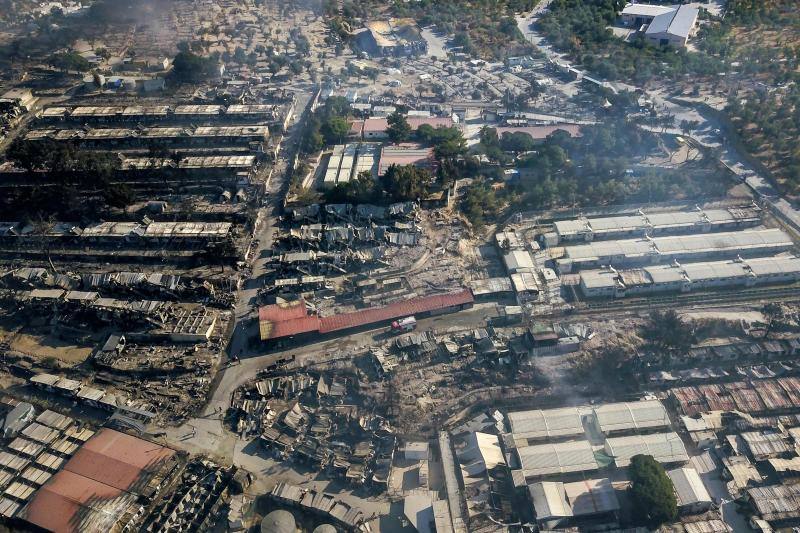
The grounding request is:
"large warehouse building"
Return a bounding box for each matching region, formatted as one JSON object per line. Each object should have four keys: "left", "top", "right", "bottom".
{"left": 555, "top": 228, "right": 793, "bottom": 273}
{"left": 603, "top": 432, "right": 689, "bottom": 468}
{"left": 551, "top": 205, "right": 761, "bottom": 244}
{"left": 516, "top": 440, "right": 599, "bottom": 479}
{"left": 580, "top": 254, "right": 800, "bottom": 298}
{"left": 507, "top": 400, "right": 686, "bottom": 482}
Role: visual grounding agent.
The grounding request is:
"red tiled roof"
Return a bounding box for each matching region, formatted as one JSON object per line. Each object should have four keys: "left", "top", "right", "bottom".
{"left": 63, "top": 428, "right": 176, "bottom": 494}
{"left": 18, "top": 429, "right": 175, "bottom": 533}
{"left": 258, "top": 290, "right": 473, "bottom": 341}
{"left": 378, "top": 145, "right": 435, "bottom": 176}
{"left": 18, "top": 469, "right": 132, "bottom": 533}
{"left": 258, "top": 299, "right": 308, "bottom": 323}
{"left": 319, "top": 290, "right": 473, "bottom": 333}
{"left": 363, "top": 117, "right": 389, "bottom": 133}
{"left": 261, "top": 315, "right": 320, "bottom": 341}
{"left": 407, "top": 116, "right": 455, "bottom": 130}
{"left": 348, "top": 120, "right": 364, "bottom": 136}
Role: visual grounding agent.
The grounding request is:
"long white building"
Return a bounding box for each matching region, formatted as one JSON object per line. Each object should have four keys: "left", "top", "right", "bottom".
{"left": 580, "top": 255, "right": 800, "bottom": 298}
{"left": 552, "top": 205, "right": 761, "bottom": 244}
{"left": 556, "top": 228, "right": 793, "bottom": 273}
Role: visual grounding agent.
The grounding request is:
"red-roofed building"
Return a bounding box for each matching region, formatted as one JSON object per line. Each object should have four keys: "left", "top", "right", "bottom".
{"left": 407, "top": 116, "right": 455, "bottom": 130}
{"left": 258, "top": 300, "right": 310, "bottom": 340}
{"left": 378, "top": 144, "right": 436, "bottom": 176}
{"left": 363, "top": 117, "right": 389, "bottom": 140}
{"left": 348, "top": 120, "right": 364, "bottom": 140}
{"left": 17, "top": 428, "right": 177, "bottom": 533}
{"left": 361, "top": 116, "right": 457, "bottom": 141}
{"left": 319, "top": 289, "right": 473, "bottom": 333}
{"left": 258, "top": 290, "right": 474, "bottom": 342}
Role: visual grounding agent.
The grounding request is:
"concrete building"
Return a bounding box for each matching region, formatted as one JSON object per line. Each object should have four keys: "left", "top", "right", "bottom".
{"left": 503, "top": 250, "right": 535, "bottom": 274}
{"left": 621, "top": 3, "right": 699, "bottom": 48}
{"left": 621, "top": 3, "right": 676, "bottom": 27}
{"left": 579, "top": 255, "right": 800, "bottom": 298}
{"left": 556, "top": 228, "right": 794, "bottom": 273}
{"left": 552, "top": 206, "right": 762, "bottom": 244}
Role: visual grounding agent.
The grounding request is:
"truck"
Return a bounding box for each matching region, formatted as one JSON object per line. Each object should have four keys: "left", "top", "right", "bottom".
{"left": 391, "top": 316, "right": 417, "bottom": 333}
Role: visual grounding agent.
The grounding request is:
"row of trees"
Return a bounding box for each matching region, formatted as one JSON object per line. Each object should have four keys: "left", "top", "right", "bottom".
{"left": 478, "top": 120, "right": 727, "bottom": 210}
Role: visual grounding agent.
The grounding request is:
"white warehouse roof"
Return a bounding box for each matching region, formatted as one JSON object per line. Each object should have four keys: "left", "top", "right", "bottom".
{"left": 504, "top": 250, "right": 535, "bottom": 273}
{"left": 517, "top": 440, "right": 598, "bottom": 478}
{"left": 562, "top": 228, "right": 792, "bottom": 265}
{"left": 507, "top": 407, "right": 585, "bottom": 442}
{"left": 668, "top": 467, "right": 712, "bottom": 508}
{"left": 604, "top": 432, "right": 689, "bottom": 468}
{"left": 530, "top": 478, "right": 620, "bottom": 520}
{"left": 621, "top": 3, "right": 676, "bottom": 17}
{"left": 593, "top": 400, "right": 670, "bottom": 434}
{"left": 529, "top": 482, "right": 571, "bottom": 520}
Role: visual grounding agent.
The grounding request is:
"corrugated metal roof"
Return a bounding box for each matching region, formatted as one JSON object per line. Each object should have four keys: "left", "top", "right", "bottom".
{"left": 668, "top": 467, "right": 712, "bottom": 507}
{"left": 564, "top": 478, "right": 620, "bottom": 515}
{"left": 508, "top": 407, "right": 585, "bottom": 440}
{"left": 319, "top": 290, "right": 473, "bottom": 333}
{"left": 517, "top": 440, "right": 598, "bottom": 477}
{"left": 593, "top": 400, "right": 670, "bottom": 433}
{"left": 259, "top": 290, "right": 473, "bottom": 340}
{"left": 604, "top": 432, "right": 688, "bottom": 467}
{"left": 529, "top": 481, "right": 571, "bottom": 519}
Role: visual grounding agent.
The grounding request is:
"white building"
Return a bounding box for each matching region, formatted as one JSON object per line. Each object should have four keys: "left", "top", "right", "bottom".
{"left": 644, "top": 5, "right": 699, "bottom": 48}
{"left": 557, "top": 228, "right": 793, "bottom": 273}
{"left": 579, "top": 255, "right": 800, "bottom": 298}
{"left": 604, "top": 432, "right": 689, "bottom": 468}
{"left": 668, "top": 467, "right": 713, "bottom": 515}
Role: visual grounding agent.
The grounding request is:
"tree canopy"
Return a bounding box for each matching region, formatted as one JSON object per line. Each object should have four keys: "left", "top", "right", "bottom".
{"left": 47, "top": 51, "right": 90, "bottom": 72}
{"left": 387, "top": 111, "right": 412, "bottom": 143}
{"left": 628, "top": 455, "right": 678, "bottom": 527}
{"left": 382, "top": 164, "right": 431, "bottom": 201}
{"left": 170, "top": 51, "right": 220, "bottom": 83}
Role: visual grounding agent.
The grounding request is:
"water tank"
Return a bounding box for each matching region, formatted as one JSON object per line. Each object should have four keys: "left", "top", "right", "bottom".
{"left": 260, "top": 509, "right": 295, "bottom": 533}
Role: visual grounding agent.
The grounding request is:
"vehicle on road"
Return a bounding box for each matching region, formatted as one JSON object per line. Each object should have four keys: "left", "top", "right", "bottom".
{"left": 391, "top": 316, "right": 417, "bottom": 333}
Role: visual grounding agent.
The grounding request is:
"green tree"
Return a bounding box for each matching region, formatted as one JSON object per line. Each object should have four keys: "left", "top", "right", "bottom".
{"left": 321, "top": 116, "right": 350, "bottom": 145}
{"left": 326, "top": 170, "right": 379, "bottom": 203}
{"left": 628, "top": 455, "right": 678, "bottom": 527}
{"left": 387, "top": 111, "right": 412, "bottom": 143}
{"left": 47, "top": 51, "right": 90, "bottom": 72}
{"left": 382, "top": 164, "right": 431, "bottom": 201}
{"left": 500, "top": 131, "right": 536, "bottom": 153}
{"left": 171, "top": 51, "right": 219, "bottom": 83}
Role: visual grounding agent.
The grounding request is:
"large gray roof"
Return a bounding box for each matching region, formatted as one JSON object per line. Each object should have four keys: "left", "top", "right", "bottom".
{"left": 646, "top": 5, "right": 698, "bottom": 38}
